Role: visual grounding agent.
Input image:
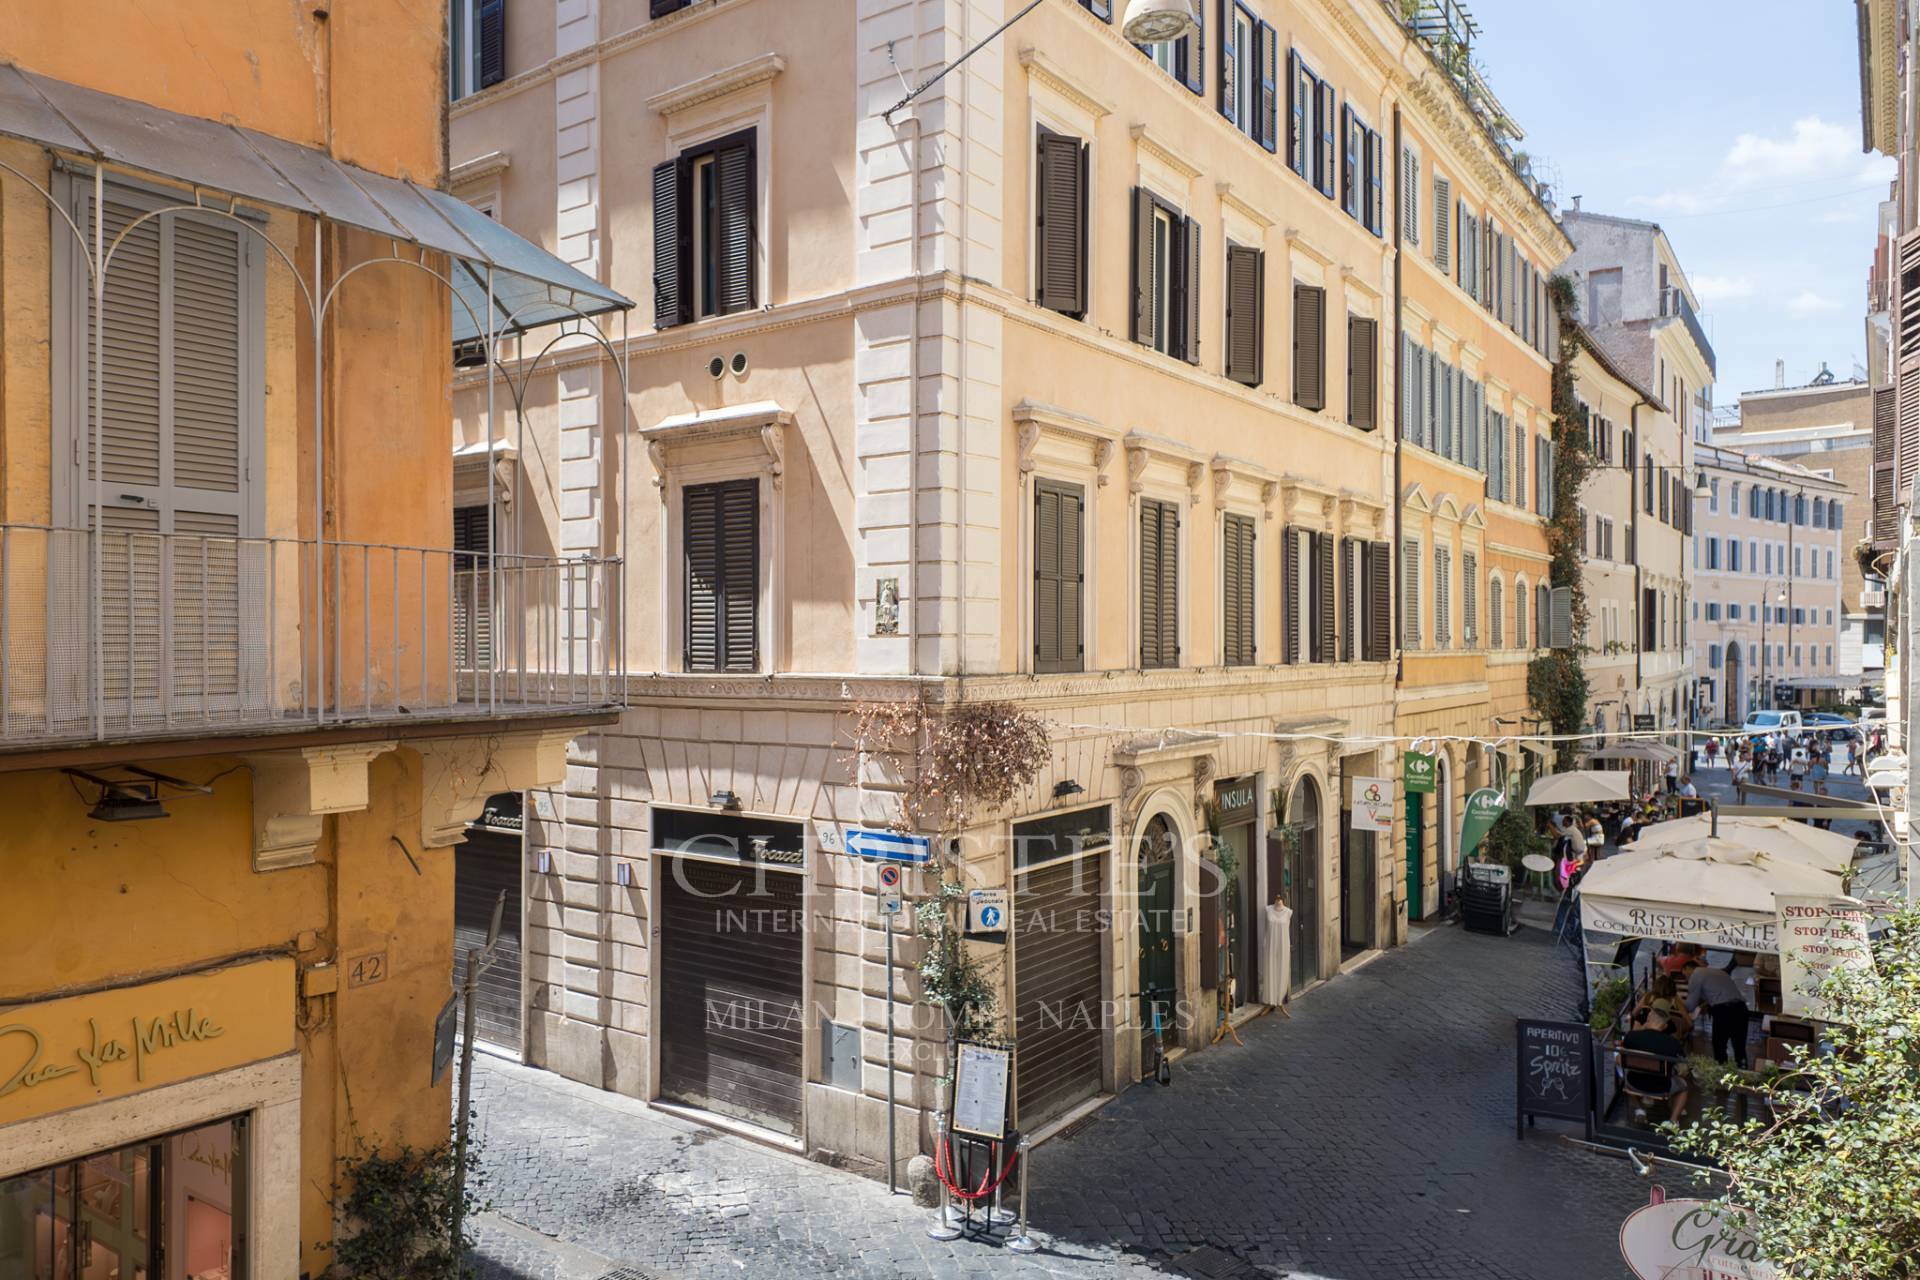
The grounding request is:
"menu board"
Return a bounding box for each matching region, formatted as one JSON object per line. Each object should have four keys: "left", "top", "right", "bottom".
{"left": 1515, "top": 1018, "right": 1592, "bottom": 1138}
{"left": 951, "top": 1042, "right": 1011, "bottom": 1140}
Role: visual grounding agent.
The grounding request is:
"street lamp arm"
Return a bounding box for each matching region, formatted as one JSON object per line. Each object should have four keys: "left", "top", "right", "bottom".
{"left": 882, "top": 0, "right": 1048, "bottom": 124}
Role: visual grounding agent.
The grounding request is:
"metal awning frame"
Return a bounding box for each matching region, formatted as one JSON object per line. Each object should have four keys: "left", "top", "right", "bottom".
{"left": 0, "top": 121, "right": 635, "bottom": 733}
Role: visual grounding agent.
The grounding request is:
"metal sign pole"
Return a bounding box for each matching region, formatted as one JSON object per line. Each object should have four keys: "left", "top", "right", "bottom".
{"left": 886, "top": 905, "right": 897, "bottom": 1196}
{"left": 451, "top": 888, "right": 506, "bottom": 1267}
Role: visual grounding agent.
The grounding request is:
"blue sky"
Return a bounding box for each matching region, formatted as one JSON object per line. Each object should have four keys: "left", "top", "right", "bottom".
{"left": 1467, "top": 0, "right": 1893, "bottom": 404}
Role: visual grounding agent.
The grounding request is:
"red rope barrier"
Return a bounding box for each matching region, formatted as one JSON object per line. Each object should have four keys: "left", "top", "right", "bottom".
{"left": 933, "top": 1132, "right": 1019, "bottom": 1202}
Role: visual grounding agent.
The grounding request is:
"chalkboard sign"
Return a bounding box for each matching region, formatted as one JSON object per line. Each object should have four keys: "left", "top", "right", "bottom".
{"left": 1515, "top": 1018, "right": 1592, "bottom": 1139}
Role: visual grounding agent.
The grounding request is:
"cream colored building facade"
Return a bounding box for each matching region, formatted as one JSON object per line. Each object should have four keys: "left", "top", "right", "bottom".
{"left": 1569, "top": 328, "right": 1691, "bottom": 739}
{"left": 449, "top": 0, "right": 1562, "bottom": 1175}
{"left": 1692, "top": 444, "right": 1849, "bottom": 723}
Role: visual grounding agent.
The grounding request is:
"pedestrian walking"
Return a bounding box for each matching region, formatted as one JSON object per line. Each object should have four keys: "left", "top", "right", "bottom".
{"left": 1705, "top": 737, "right": 1719, "bottom": 770}
{"left": 1847, "top": 739, "right": 1860, "bottom": 777}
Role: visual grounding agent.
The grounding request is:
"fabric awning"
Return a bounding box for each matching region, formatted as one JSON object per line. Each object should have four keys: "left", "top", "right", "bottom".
{"left": 1525, "top": 771, "right": 1631, "bottom": 807}
{"left": 1577, "top": 837, "right": 1851, "bottom": 952}
{"left": 0, "top": 63, "right": 630, "bottom": 342}
{"left": 1585, "top": 741, "right": 1683, "bottom": 765}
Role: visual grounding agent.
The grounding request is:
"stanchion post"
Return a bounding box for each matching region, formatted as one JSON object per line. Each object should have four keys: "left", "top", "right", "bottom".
{"left": 927, "top": 1109, "right": 961, "bottom": 1241}
{"left": 1007, "top": 1133, "right": 1037, "bottom": 1254}
{"left": 991, "top": 1135, "right": 1016, "bottom": 1224}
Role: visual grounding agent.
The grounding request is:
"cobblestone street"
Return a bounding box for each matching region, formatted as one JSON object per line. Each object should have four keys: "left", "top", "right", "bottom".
{"left": 468, "top": 902, "right": 1657, "bottom": 1280}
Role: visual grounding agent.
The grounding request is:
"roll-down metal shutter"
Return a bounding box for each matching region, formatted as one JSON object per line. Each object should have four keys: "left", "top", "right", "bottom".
{"left": 660, "top": 859, "right": 805, "bottom": 1135}
{"left": 454, "top": 829, "right": 524, "bottom": 1051}
{"left": 1014, "top": 854, "right": 1106, "bottom": 1129}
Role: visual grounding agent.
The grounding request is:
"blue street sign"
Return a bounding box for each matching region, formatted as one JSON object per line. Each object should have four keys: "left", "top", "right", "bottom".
{"left": 844, "top": 827, "right": 934, "bottom": 864}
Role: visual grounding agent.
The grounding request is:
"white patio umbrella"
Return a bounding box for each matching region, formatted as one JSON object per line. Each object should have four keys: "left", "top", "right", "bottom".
{"left": 1626, "top": 814, "right": 1857, "bottom": 875}
{"left": 1525, "top": 770, "right": 1632, "bottom": 807}
{"left": 1577, "top": 836, "right": 1850, "bottom": 952}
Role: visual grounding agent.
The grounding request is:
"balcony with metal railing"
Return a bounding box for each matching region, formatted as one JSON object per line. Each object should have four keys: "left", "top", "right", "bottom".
{"left": 0, "top": 525, "right": 621, "bottom": 750}
{"left": 1658, "top": 286, "right": 1718, "bottom": 375}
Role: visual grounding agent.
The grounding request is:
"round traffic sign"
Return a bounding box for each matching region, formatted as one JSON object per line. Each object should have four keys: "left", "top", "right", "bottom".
{"left": 879, "top": 865, "right": 901, "bottom": 888}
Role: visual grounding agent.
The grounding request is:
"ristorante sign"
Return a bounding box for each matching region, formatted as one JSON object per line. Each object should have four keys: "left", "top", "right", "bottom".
{"left": 0, "top": 957, "right": 294, "bottom": 1127}
{"left": 1579, "top": 898, "right": 1780, "bottom": 952}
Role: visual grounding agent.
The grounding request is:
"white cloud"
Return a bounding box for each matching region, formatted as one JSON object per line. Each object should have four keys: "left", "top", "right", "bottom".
{"left": 1692, "top": 273, "right": 1758, "bottom": 305}
{"left": 1813, "top": 206, "right": 1872, "bottom": 225}
{"left": 1788, "top": 291, "right": 1843, "bottom": 315}
{"left": 1630, "top": 116, "right": 1894, "bottom": 216}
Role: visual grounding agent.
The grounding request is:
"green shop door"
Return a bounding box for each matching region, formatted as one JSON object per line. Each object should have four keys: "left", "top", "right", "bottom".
{"left": 1404, "top": 793, "right": 1424, "bottom": 921}
{"left": 1137, "top": 813, "right": 1177, "bottom": 1073}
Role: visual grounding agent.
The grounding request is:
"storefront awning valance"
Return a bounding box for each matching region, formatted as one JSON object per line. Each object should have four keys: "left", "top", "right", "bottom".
{"left": 0, "top": 63, "right": 630, "bottom": 342}
{"left": 1585, "top": 741, "right": 1683, "bottom": 765}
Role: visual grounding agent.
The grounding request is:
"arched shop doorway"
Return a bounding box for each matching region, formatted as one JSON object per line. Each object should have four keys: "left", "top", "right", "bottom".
{"left": 1136, "top": 811, "right": 1180, "bottom": 1073}
{"left": 1339, "top": 766, "right": 1375, "bottom": 959}
{"left": 1285, "top": 776, "right": 1323, "bottom": 991}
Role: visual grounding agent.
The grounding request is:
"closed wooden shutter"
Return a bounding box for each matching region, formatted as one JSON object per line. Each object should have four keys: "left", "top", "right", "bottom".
{"left": 1875, "top": 385, "right": 1898, "bottom": 542}
{"left": 1317, "top": 81, "right": 1336, "bottom": 197}
{"left": 1014, "top": 852, "right": 1107, "bottom": 1127}
{"left": 1131, "top": 187, "right": 1155, "bottom": 345}
{"left": 453, "top": 505, "right": 493, "bottom": 669}
{"left": 1490, "top": 576, "right": 1503, "bottom": 647}
{"left": 1222, "top": 513, "right": 1255, "bottom": 665}
{"left": 1432, "top": 175, "right": 1451, "bottom": 270}
{"left": 1293, "top": 283, "right": 1325, "bottom": 410}
{"left": 78, "top": 190, "right": 258, "bottom": 721}
{"left": 653, "top": 158, "right": 691, "bottom": 328}
{"left": 1257, "top": 22, "right": 1278, "bottom": 152}
{"left": 1400, "top": 147, "right": 1419, "bottom": 246}
{"left": 1513, "top": 422, "right": 1527, "bottom": 511}
{"left": 1287, "top": 52, "right": 1307, "bottom": 178}
{"left": 477, "top": 0, "right": 507, "bottom": 87}
{"left": 1347, "top": 315, "right": 1376, "bottom": 430}
{"left": 1401, "top": 538, "right": 1421, "bottom": 647}
{"left": 684, "top": 479, "right": 758, "bottom": 672}
{"left": 1314, "top": 530, "right": 1335, "bottom": 662}
{"left": 1036, "top": 130, "right": 1089, "bottom": 316}
{"left": 1141, "top": 499, "right": 1179, "bottom": 668}
{"left": 1179, "top": 216, "right": 1202, "bottom": 364}
{"left": 1340, "top": 536, "right": 1357, "bottom": 662}
{"left": 1217, "top": 1, "right": 1238, "bottom": 125}
{"left": 715, "top": 135, "right": 757, "bottom": 315}
{"left": 1482, "top": 221, "right": 1496, "bottom": 311}
{"left": 1225, "top": 245, "right": 1263, "bottom": 386}
{"left": 1281, "top": 527, "right": 1301, "bottom": 664}
{"left": 1182, "top": 1, "right": 1206, "bottom": 95}
{"left": 1365, "top": 539, "right": 1392, "bottom": 660}
{"left": 1434, "top": 546, "right": 1451, "bottom": 648}
{"left": 1035, "top": 481, "right": 1085, "bottom": 672}
{"left": 659, "top": 860, "right": 805, "bottom": 1135}
{"left": 1462, "top": 551, "right": 1478, "bottom": 646}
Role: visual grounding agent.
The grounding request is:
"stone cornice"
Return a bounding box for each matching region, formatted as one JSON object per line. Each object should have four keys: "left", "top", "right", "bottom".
{"left": 1013, "top": 400, "right": 1120, "bottom": 483}
{"left": 449, "top": 150, "right": 510, "bottom": 188}
{"left": 1129, "top": 123, "right": 1202, "bottom": 180}
{"left": 646, "top": 52, "right": 786, "bottom": 116}
{"left": 643, "top": 401, "right": 793, "bottom": 495}
{"left": 1210, "top": 453, "right": 1281, "bottom": 516}
{"left": 1401, "top": 72, "right": 1569, "bottom": 261}
{"left": 1018, "top": 45, "right": 1114, "bottom": 120}
{"left": 1216, "top": 182, "right": 1276, "bottom": 230}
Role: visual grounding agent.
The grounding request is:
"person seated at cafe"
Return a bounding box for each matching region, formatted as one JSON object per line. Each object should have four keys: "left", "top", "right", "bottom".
{"left": 1685, "top": 959, "right": 1751, "bottom": 1067}
{"left": 1635, "top": 982, "right": 1693, "bottom": 1039}
{"left": 1622, "top": 1007, "right": 1691, "bottom": 1122}
{"left": 1679, "top": 776, "right": 1698, "bottom": 800}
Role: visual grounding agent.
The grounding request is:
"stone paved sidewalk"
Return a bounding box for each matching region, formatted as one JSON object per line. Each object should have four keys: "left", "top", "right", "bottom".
{"left": 468, "top": 905, "right": 1659, "bottom": 1280}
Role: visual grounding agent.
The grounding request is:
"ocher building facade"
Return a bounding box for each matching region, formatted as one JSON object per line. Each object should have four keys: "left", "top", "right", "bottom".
{"left": 449, "top": 0, "right": 1562, "bottom": 1179}
{"left": 0, "top": 4, "right": 621, "bottom": 1275}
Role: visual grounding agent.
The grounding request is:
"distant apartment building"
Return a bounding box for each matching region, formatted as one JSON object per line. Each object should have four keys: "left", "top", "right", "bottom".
{"left": 1718, "top": 372, "right": 1880, "bottom": 685}
{"left": 1558, "top": 209, "right": 1710, "bottom": 729}
{"left": 446, "top": 0, "right": 1566, "bottom": 1175}
{"left": 1692, "top": 446, "right": 1850, "bottom": 722}
{"left": 1569, "top": 327, "right": 1691, "bottom": 737}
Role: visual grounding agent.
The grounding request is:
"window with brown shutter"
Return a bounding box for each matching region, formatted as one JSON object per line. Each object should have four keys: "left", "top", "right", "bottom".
{"left": 1293, "top": 283, "right": 1325, "bottom": 410}
{"left": 1282, "top": 526, "right": 1301, "bottom": 664}
{"left": 1401, "top": 536, "right": 1421, "bottom": 648}
{"left": 1317, "top": 81, "right": 1337, "bottom": 198}
{"left": 1400, "top": 146, "right": 1419, "bottom": 246}
{"left": 1364, "top": 539, "right": 1392, "bottom": 661}
{"left": 654, "top": 130, "right": 756, "bottom": 328}
{"left": 1432, "top": 174, "right": 1451, "bottom": 272}
{"left": 1140, "top": 499, "right": 1180, "bottom": 668}
{"left": 1132, "top": 190, "right": 1199, "bottom": 361}
{"left": 1256, "top": 22, "right": 1278, "bottom": 152}
{"left": 1222, "top": 513, "right": 1256, "bottom": 666}
{"left": 1036, "top": 130, "right": 1089, "bottom": 318}
{"left": 1433, "top": 545, "right": 1451, "bottom": 649}
{"left": 1462, "top": 551, "right": 1478, "bottom": 647}
{"left": 1347, "top": 315, "right": 1377, "bottom": 430}
{"left": 1225, "top": 245, "right": 1264, "bottom": 386}
{"left": 685, "top": 479, "right": 759, "bottom": 672}
{"left": 1035, "top": 481, "right": 1085, "bottom": 673}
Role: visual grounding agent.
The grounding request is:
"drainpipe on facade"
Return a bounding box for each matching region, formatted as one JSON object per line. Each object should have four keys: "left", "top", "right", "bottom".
{"left": 887, "top": 41, "right": 925, "bottom": 685}
{"left": 1632, "top": 401, "right": 1643, "bottom": 695}
{"left": 1392, "top": 104, "right": 1405, "bottom": 690}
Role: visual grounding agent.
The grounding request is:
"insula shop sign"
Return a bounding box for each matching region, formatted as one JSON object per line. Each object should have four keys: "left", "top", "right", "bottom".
{"left": 1580, "top": 899, "right": 1778, "bottom": 951}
